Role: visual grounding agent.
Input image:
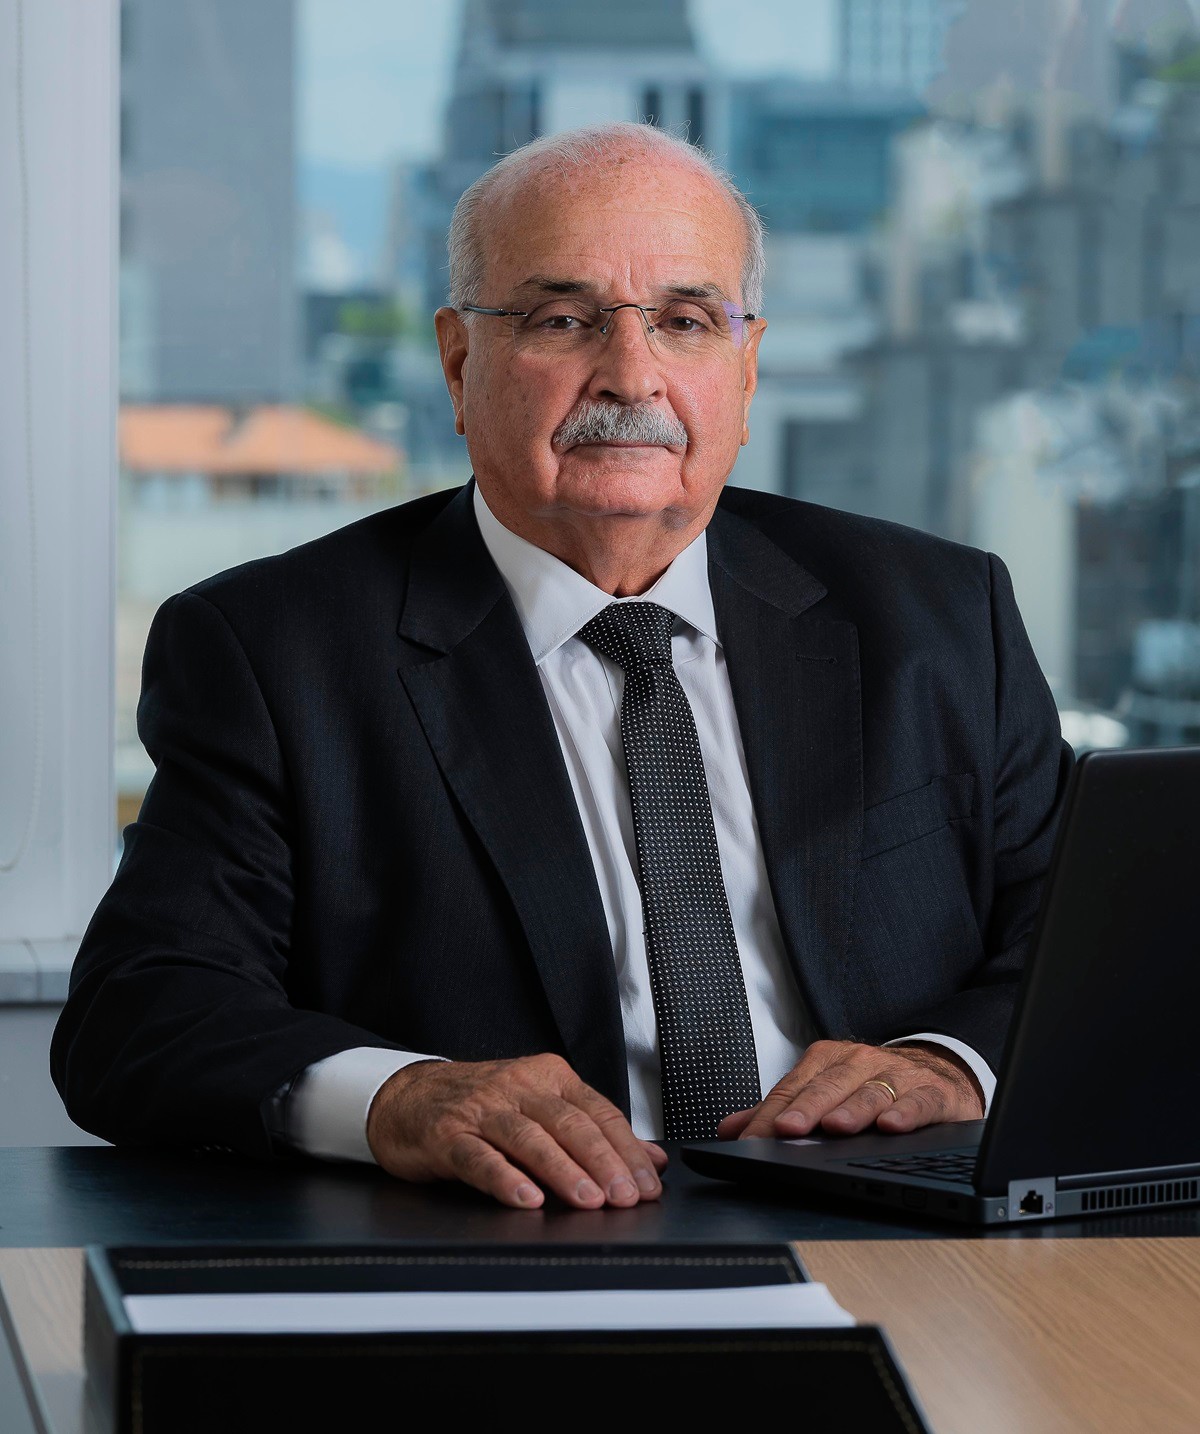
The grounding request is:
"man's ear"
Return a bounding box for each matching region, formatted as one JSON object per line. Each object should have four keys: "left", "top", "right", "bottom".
{"left": 435, "top": 306, "right": 469, "bottom": 436}
{"left": 740, "top": 318, "right": 766, "bottom": 446}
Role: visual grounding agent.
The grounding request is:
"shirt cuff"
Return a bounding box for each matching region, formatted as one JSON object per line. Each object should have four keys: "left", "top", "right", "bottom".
{"left": 288, "top": 1047, "right": 447, "bottom": 1164}
{"left": 881, "top": 1033, "right": 997, "bottom": 1116}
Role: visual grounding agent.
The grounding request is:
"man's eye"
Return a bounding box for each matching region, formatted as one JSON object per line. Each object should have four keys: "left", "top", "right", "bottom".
{"left": 660, "top": 308, "right": 712, "bottom": 334}
{"left": 534, "top": 312, "right": 586, "bottom": 330}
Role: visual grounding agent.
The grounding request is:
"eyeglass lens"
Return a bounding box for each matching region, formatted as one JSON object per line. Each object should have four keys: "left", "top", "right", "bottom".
{"left": 504, "top": 298, "right": 750, "bottom": 355}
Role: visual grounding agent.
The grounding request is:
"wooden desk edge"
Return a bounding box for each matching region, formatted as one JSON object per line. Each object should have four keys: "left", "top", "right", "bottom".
{"left": 0, "top": 1253, "right": 62, "bottom": 1434}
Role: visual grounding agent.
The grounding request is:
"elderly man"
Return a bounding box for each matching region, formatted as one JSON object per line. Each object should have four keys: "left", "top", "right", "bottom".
{"left": 52, "top": 123, "right": 1070, "bottom": 1212}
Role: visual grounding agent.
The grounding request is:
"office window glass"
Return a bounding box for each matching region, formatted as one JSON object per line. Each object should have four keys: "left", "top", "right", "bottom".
{"left": 113, "top": 0, "right": 1200, "bottom": 840}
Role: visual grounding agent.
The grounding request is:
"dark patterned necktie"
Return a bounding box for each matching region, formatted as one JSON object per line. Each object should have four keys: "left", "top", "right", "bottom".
{"left": 578, "top": 601, "right": 762, "bottom": 1140}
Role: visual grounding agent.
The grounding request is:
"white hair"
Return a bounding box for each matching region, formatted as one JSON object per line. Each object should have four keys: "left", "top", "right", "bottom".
{"left": 446, "top": 121, "right": 766, "bottom": 317}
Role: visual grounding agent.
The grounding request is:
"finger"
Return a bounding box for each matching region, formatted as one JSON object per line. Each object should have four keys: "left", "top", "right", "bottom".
{"left": 570, "top": 1085, "right": 665, "bottom": 1199}
{"left": 741, "top": 1066, "right": 868, "bottom": 1139}
{"left": 478, "top": 1109, "right": 608, "bottom": 1209}
{"left": 876, "top": 1083, "right": 951, "bottom": 1133}
{"left": 734, "top": 1042, "right": 865, "bottom": 1140}
{"left": 813, "top": 1078, "right": 907, "bottom": 1135}
{"left": 642, "top": 1141, "right": 670, "bottom": 1172}
{"left": 717, "top": 1107, "right": 756, "bottom": 1140}
{"left": 445, "top": 1132, "right": 546, "bottom": 1209}
{"left": 531, "top": 1096, "right": 649, "bottom": 1205}
{"left": 736, "top": 1084, "right": 821, "bottom": 1140}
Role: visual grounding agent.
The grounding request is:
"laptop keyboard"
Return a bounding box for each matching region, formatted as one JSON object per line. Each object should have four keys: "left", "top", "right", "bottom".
{"left": 846, "top": 1149, "right": 977, "bottom": 1184}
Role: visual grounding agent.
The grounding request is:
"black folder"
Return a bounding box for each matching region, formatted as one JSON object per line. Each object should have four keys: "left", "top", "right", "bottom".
{"left": 84, "top": 1242, "right": 931, "bottom": 1433}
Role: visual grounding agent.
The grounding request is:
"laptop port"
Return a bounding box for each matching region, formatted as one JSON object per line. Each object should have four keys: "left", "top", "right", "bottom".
{"left": 1008, "top": 1177, "right": 1055, "bottom": 1218}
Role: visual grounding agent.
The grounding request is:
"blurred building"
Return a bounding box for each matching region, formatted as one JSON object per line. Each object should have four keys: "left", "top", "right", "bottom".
{"left": 1122, "top": 613, "right": 1200, "bottom": 744}
{"left": 119, "top": 0, "right": 297, "bottom": 401}
{"left": 732, "top": 50, "right": 1200, "bottom": 724}
{"left": 983, "top": 83, "right": 1200, "bottom": 713}
{"left": 420, "top": 0, "right": 714, "bottom": 312}
{"left": 930, "top": 0, "right": 1196, "bottom": 120}
{"left": 119, "top": 403, "right": 402, "bottom": 502}
{"left": 740, "top": 116, "right": 1024, "bottom": 532}
{"left": 304, "top": 296, "right": 466, "bottom": 482}
{"left": 922, "top": 74, "right": 1200, "bottom": 718}
{"left": 656, "top": 78, "right": 921, "bottom": 514}
{"left": 729, "top": 80, "right": 923, "bottom": 233}
{"left": 115, "top": 403, "right": 404, "bottom": 815}
{"left": 838, "top": 0, "right": 964, "bottom": 95}
{"left": 117, "top": 401, "right": 405, "bottom": 598}
{"left": 383, "top": 162, "right": 444, "bottom": 316}
{"left": 449, "top": 0, "right": 708, "bottom": 158}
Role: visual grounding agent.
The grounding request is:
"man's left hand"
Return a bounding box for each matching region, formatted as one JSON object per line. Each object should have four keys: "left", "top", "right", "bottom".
{"left": 717, "top": 1039, "right": 985, "bottom": 1141}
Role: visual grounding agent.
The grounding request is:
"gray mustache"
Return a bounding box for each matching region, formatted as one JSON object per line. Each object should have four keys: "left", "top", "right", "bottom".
{"left": 553, "top": 401, "right": 688, "bottom": 448}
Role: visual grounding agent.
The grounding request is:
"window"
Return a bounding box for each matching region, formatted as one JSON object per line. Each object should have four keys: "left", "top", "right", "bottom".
{"left": 107, "top": 0, "right": 1200, "bottom": 829}
{"left": 8, "top": 0, "right": 1200, "bottom": 968}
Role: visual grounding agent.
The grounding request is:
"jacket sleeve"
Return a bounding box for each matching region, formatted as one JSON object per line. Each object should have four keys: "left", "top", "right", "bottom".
{"left": 879, "top": 552, "right": 1075, "bottom": 1072}
{"left": 50, "top": 590, "right": 404, "bottom": 1158}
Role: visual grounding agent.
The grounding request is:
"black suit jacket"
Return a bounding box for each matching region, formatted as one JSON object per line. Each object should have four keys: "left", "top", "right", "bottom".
{"left": 51, "top": 480, "right": 1072, "bottom": 1157}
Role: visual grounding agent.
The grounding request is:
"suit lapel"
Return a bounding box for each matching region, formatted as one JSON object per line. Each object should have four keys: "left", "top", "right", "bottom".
{"left": 394, "top": 483, "right": 629, "bottom": 1112}
{"left": 707, "top": 503, "right": 863, "bottom": 1037}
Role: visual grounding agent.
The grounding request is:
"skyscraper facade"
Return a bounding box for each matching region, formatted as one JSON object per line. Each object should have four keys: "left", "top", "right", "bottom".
{"left": 838, "top": 0, "right": 964, "bottom": 94}
{"left": 119, "top": 0, "right": 297, "bottom": 401}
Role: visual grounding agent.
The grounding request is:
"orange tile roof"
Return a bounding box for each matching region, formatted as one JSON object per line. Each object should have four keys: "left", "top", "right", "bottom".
{"left": 119, "top": 404, "right": 401, "bottom": 477}
{"left": 119, "top": 406, "right": 232, "bottom": 473}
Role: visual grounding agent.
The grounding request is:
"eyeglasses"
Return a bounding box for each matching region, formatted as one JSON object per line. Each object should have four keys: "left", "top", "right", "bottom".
{"left": 460, "top": 297, "right": 759, "bottom": 359}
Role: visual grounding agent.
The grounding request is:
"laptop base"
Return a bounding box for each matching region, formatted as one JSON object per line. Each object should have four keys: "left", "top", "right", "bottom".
{"left": 682, "top": 1127, "right": 1200, "bottom": 1228}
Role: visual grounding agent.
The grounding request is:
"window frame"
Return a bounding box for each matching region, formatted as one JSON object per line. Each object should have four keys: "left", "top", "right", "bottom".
{"left": 0, "top": 0, "right": 119, "bottom": 1001}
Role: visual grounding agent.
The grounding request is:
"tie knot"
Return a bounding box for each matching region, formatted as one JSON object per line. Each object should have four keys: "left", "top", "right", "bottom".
{"left": 578, "top": 601, "right": 676, "bottom": 672}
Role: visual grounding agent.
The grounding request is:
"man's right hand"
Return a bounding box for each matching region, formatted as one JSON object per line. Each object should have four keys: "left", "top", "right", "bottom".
{"left": 365, "top": 1053, "right": 668, "bottom": 1210}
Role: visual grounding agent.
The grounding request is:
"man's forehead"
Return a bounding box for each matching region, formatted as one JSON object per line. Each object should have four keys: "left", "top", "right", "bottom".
{"left": 500, "top": 269, "right": 735, "bottom": 311}
{"left": 483, "top": 159, "right": 744, "bottom": 295}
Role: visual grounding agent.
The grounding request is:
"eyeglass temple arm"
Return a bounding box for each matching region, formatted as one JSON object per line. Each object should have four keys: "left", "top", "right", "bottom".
{"left": 597, "top": 304, "right": 761, "bottom": 327}
{"left": 460, "top": 303, "right": 529, "bottom": 317}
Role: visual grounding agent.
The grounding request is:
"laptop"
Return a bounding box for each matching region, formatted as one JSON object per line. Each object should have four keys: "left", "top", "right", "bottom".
{"left": 682, "top": 746, "right": 1200, "bottom": 1225}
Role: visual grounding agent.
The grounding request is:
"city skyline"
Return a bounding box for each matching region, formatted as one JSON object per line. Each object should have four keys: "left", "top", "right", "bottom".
{"left": 118, "top": 0, "right": 1200, "bottom": 752}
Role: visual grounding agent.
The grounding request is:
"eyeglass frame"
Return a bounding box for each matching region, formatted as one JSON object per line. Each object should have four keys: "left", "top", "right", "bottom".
{"left": 459, "top": 299, "right": 760, "bottom": 341}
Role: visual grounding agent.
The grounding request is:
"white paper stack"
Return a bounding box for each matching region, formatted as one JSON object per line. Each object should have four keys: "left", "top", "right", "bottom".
{"left": 124, "top": 1282, "right": 856, "bottom": 1335}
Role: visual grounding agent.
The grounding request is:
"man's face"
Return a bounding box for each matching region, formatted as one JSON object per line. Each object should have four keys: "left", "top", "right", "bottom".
{"left": 436, "top": 152, "right": 765, "bottom": 533}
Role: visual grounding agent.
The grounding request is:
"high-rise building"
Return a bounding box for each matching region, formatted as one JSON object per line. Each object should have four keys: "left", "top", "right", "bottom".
{"left": 420, "top": 0, "right": 713, "bottom": 311}
{"left": 929, "top": 0, "right": 1196, "bottom": 120}
{"left": 722, "top": 80, "right": 922, "bottom": 511}
{"left": 838, "top": 0, "right": 964, "bottom": 95}
{"left": 449, "top": 0, "right": 708, "bottom": 162}
{"left": 119, "top": 0, "right": 297, "bottom": 401}
{"left": 728, "top": 79, "right": 922, "bottom": 234}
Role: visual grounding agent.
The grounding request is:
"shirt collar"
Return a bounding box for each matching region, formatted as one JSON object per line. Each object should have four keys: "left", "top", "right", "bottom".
{"left": 472, "top": 481, "right": 719, "bottom": 666}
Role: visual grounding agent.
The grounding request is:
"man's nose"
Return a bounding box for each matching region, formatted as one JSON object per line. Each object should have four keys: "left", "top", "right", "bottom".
{"left": 586, "top": 307, "right": 668, "bottom": 408}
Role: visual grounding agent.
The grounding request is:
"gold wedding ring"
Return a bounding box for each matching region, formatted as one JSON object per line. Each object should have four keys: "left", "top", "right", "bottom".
{"left": 863, "top": 1078, "right": 898, "bottom": 1102}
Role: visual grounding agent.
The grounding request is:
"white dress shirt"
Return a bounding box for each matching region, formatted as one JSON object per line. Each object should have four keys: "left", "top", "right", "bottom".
{"left": 290, "top": 484, "right": 996, "bottom": 1161}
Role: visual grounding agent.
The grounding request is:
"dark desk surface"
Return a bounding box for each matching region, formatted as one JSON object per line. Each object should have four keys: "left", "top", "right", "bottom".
{"left": 3, "top": 1148, "right": 1200, "bottom": 1433}
{"left": 1, "top": 1145, "right": 1197, "bottom": 1248}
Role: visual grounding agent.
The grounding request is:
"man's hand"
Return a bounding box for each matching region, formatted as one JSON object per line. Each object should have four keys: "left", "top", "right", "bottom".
{"left": 366, "top": 1053, "right": 668, "bottom": 1210}
{"left": 716, "top": 1040, "right": 984, "bottom": 1141}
